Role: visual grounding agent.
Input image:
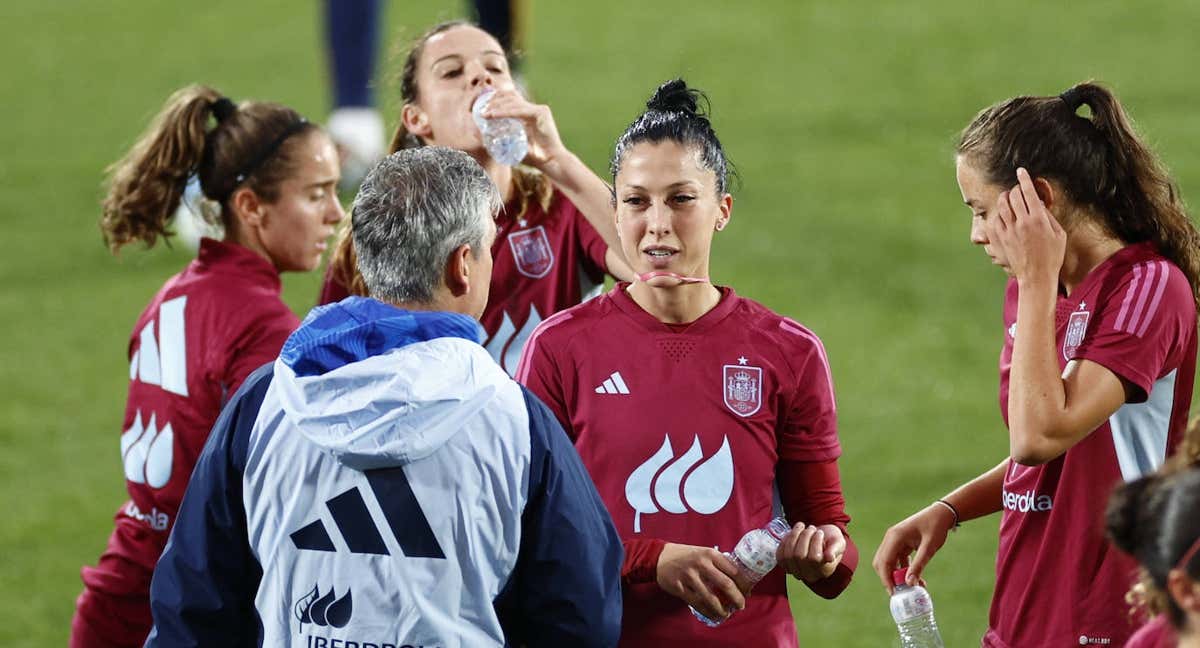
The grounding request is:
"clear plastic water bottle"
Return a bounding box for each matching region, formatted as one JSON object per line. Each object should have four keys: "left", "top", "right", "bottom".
{"left": 690, "top": 517, "right": 791, "bottom": 627}
{"left": 890, "top": 568, "right": 945, "bottom": 648}
{"left": 471, "top": 88, "right": 528, "bottom": 166}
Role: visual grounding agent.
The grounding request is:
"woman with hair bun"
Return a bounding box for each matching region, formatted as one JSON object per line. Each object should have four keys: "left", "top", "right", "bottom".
{"left": 1107, "top": 457, "right": 1200, "bottom": 648}
{"left": 517, "top": 79, "right": 857, "bottom": 646}
{"left": 874, "top": 82, "right": 1200, "bottom": 647}
{"left": 72, "top": 85, "right": 343, "bottom": 647}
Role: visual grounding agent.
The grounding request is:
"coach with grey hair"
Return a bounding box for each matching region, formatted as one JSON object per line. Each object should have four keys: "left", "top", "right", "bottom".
{"left": 146, "top": 147, "right": 623, "bottom": 648}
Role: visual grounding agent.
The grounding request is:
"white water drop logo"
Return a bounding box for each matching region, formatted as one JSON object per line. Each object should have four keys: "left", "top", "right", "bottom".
{"left": 484, "top": 304, "right": 543, "bottom": 376}
{"left": 624, "top": 435, "right": 734, "bottom": 532}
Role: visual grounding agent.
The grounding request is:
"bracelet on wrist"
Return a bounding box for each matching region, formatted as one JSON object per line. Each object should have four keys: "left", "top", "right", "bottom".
{"left": 934, "top": 499, "right": 961, "bottom": 530}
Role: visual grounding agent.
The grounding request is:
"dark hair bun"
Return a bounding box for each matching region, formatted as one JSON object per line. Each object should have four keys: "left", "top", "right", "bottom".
{"left": 1105, "top": 473, "right": 1162, "bottom": 555}
{"left": 646, "top": 78, "right": 702, "bottom": 117}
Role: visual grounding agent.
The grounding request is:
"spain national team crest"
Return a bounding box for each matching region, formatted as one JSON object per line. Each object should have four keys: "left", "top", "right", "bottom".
{"left": 1063, "top": 306, "right": 1091, "bottom": 360}
{"left": 723, "top": 362, "right": 762, "bottom": 417}
{"left": 508, "top": 226, "right": 554, "bottom": 278}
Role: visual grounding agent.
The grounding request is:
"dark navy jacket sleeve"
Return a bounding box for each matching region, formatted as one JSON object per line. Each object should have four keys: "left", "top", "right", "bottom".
{"left": 495, "top": 387, "right": 624, "bottom": 647}
{"left": 145, "top": 364, "right": 274, "bottom": 647}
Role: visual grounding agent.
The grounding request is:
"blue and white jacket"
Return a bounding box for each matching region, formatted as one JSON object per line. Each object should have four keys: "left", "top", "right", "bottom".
{"left": 147, "top": 297, "right": 623, "bottom": 648}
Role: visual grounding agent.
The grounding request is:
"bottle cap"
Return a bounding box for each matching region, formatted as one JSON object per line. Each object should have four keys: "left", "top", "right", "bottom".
{"left": 892, "top": 568, "right": 909, "bottom": 586}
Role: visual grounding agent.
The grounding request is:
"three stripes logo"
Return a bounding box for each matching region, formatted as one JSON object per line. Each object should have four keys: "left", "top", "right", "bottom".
{"left": 291, "top": 466, "right": 445, "bottom": 559}
{"left": 595, "top": 371, "right": 630, "bottom": 395}
{"left": 120, "top": 295, "right": 190, "bottom": 493}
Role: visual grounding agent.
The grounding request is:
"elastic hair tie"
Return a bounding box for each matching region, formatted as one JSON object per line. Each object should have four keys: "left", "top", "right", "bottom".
{"left": 1059, "top": 87, "right": 1085, "bottom": 111}
{"left": 211, "top": 97, "right": 238, "bottom": 123}
{"left": 217, "top": 117, "right": 310, "bottom": 203}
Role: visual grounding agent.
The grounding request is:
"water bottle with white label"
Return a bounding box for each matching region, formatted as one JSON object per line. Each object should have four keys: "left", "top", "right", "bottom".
{"left": 690, "top": 517, "right": 791, "bottom": 627}
{"left": 471, "top": 88, "right": 528, "bottom": 166}
{"left": 890, "top": 568, "right": 945, "bottom": 648}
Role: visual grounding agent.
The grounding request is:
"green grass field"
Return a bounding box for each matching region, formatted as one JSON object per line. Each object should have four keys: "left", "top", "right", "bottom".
{"left": 4, "top": 1, "right": 1200, "bottom": 645}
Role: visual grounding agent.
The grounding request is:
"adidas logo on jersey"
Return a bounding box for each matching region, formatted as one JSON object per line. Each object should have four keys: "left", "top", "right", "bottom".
{"left": 119, "top": 295, "right": 191, "bottom": 494}
{"left": 594, "top": 371, "right": 630, "bottom": 395}
{"left": 290, "top": 467, "right": 445, "bottom": 559}
{"left": 130, "top": 296, "right": 189, "bottom": 397}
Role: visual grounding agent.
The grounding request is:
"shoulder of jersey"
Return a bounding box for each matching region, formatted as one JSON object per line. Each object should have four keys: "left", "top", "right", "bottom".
{"left": 529, "top": 291, "right": 616, "bottom": 344}
{"left": 727, "top": 295, "right": 828, "bottom": 353}
{"left": 1108, "top": 251, "right": 1192, "bottom": 301}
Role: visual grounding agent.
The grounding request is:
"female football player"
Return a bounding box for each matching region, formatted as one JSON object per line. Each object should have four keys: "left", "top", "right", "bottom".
{"left": 517, "top": 79, "right": 857, "bottom": 646}
{"left": 873, "top": 82, "right": 1200, "bottom": 647}
{"left": 1108, "top": 459, "right": 1200, "bottom": 648}
{"left": 320, "top": 21, "right": 632, "bottom": 375}
{"left": 71, "top": 85, "right": 343, "bottom": 647}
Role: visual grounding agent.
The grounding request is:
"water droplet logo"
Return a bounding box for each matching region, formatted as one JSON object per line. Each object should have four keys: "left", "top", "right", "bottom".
{"left": 295, "top": 583, "right": 353, "bottom": 630}
{"left": 624, "top": 435, "right": 734, "bottom": 532}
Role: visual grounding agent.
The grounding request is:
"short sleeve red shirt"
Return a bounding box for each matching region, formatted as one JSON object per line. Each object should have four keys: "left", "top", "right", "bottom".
{"left": 986, "top": 243, "right": 1197, "bottom": 648}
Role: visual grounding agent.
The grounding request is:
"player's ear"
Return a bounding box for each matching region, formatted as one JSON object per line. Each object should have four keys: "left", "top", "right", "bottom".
{"left": 715, "top": 193, "right": 733, "bottom": 231}
{"left": 1034, "top": 177, "right": 1056, "bottom": 210}
{"left": 229, "top": 186, "right": 266, "bottom": 229}
{"left": 401, "top": 103, "right": 432, "bottom": 139}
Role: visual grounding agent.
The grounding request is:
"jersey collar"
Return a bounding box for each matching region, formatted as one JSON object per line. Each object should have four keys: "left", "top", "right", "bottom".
{"left": 194, "top": 237, "right": 283, "bottom": 293}
{"left": 610, "top": 282, "right": 741, "bottom": 335}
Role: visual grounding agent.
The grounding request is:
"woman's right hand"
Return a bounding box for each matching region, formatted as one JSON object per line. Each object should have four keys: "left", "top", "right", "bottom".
{"left": 872, "top": 502, "right": 957, "bottom": 594}
{"left": 656, "top": 542, "right": 746, "bottom": 621}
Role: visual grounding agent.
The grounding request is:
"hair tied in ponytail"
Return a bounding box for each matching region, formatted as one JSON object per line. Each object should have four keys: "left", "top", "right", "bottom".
{"left": 1059, "top": 86, "right": 1086, "bottom": 112}
{"left": 211, "top": 97, "right": 238, "bottom": 123}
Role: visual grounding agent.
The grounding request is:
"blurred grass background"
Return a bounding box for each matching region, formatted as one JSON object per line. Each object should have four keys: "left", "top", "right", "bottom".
{"left": 2, "top": 1, "right": 1199, "bottom": 645}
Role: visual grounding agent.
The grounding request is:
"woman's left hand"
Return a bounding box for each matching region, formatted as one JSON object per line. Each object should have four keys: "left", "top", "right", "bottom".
{"left": 777, "top": 522, "right": 846, "bottom": 583}
{"left": 987, "top": 167, "right": 1066, "bottom": 284}
{"left": 481, "top": 89, "right": 567, "bottom": 168}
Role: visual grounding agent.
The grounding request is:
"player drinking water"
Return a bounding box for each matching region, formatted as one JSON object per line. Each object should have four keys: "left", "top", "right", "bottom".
{"left": 320, "top": 20, "right": 633, "bottom": 375}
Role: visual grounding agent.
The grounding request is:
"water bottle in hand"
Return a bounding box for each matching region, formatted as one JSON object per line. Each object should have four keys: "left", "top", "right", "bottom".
{"left": 471, "top": 89, "right": 528, "bottom": 166}
{"left": 890, "top": 568, "right": 945, "bottom": 648}
{"left": 691, "top": 517, "right": 791, "bottom": 627}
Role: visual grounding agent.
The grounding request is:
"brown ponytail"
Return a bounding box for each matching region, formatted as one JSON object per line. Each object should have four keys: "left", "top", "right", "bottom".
{"left": 101, "top": 85, "right": 319, "bottom": 254}
{"left": 958, "top": 82, "right": 1200, "bottom": 307}
{"left": 101, "top": 85, "right": 222, "bottom": 252}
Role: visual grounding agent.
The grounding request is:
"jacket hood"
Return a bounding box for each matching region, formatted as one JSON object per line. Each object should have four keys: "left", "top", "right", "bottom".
{"left": 272, "top": 297, "right": 504, "bottom": 470}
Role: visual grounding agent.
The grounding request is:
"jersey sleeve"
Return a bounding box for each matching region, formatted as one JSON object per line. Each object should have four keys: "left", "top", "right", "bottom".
{"left": 776, "top": 322, "right": 841, "bottom": 462}
{"left": 1073, "top": 261, "right": 1193, "bottom": 401}
{"left": 515, "top": 321, "right": 575, "bottom": 437}
{"left": 494, "top": 387, "right": 623, "bottom": 648}
{"left": 146, "top": 365, "right": 274, "bottom": 647}
{"left": 777, "top": 458, "right": 857, "bottom": 599}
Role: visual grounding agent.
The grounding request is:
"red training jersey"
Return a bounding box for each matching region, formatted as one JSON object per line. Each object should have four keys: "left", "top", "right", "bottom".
{"left": 986, "top": 242, "right": 1197, "bottom": 648}
{"left": 517, "top": 285, "right": 854, "bottom": 647}
{"left": 1124, "top": 615, "right": 1177, "bottom": 648}
{"left": 319, "top": 187, "right": 609, "bottom": 375}
{"left": 74, "top": 238, "right": 300, "bottom": 646}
